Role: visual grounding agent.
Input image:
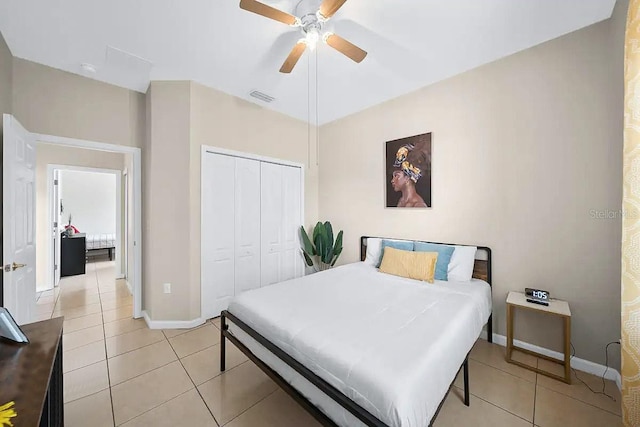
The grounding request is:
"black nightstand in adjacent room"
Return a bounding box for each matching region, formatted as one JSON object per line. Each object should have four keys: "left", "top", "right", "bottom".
{"left": 60, "top": 233, "right": 86, "bottom": 277}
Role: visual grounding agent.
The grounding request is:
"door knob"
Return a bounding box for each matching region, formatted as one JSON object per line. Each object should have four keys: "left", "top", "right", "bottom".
{"left": 12, "top": 262, "right": 26, "bottom": 271}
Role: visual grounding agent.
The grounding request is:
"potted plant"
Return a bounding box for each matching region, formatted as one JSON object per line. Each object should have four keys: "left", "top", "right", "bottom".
{"left": 300, "top": 222, "right": 343, "bottom": 271}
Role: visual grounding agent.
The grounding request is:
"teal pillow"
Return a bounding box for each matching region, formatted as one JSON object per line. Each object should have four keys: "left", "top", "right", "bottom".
{"left": 414, "top": 242, "right": 455, "bottom": 281}
{"left": 377, "top": 240, "right": 414, "bottom": 267}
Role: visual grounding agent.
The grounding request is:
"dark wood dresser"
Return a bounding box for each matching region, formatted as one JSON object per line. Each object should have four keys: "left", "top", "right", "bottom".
{"left": 61, "top": 233, "right": 86, "bottom": 277}
{"left": 0, "top": 317, "right": 64, "bottom": 426}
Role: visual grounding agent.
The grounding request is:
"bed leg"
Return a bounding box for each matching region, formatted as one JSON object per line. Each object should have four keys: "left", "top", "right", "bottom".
{"left": 220, "top": 313, "right": 227, "bottom": 372}
{"left": 487, "top": 314, "right": 493, "bottom": 343}
{"left": 463, "top": 356, "right": 470, "bottom": 407}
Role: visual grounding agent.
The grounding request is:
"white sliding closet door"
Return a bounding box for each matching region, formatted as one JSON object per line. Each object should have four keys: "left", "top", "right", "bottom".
{"left": 261, "top": 162, "right": 302, "bottom": 286}
{"left": 201, "top": 147, "right": 304, "bottom": 319}
{"left": 234, "top": 158, "right": 261, "bottom": 293}
{"left": 201, "top": 153, "right": 236, "bottom": 319}
{"left": 260, "top": 162, "right": 283, "bottom": 287}
{"left": 281, "top": 166, "right": 302, "bottom": 281}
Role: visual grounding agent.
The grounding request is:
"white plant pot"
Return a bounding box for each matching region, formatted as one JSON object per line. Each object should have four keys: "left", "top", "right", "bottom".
{"left": 317, "top": 262, "right": 332, "bottom": 271}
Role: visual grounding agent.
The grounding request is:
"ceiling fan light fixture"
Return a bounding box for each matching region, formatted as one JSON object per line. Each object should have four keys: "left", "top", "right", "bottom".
{"left": 304, "top": 28, "right": 320, "bottom": 50}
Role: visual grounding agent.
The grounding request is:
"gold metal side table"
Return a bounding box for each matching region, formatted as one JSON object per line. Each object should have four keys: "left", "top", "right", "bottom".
{"left": 505, "top": 291, "right": 571, "bottom": 384}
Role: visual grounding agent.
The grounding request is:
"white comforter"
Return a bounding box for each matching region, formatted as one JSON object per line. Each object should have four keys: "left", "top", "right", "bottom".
{"left": 227, "top": 262, "right": 492, "bottom": 427}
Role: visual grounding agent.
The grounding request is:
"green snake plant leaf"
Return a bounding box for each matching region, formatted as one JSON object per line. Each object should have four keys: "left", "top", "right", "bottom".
{"left": 314, "top": 229, "right": 326, "bottom": 263}
{"left": 300, "top": 226, "right": 315, "bottom": 266}
{"left": 331, "top": 248, "right": 343, "bottom": 266}
{"left": 326, "top": 247, "right": 335, "bottom": 265}
{"left": 301, "top": 249, "right": 314, "bottom": 267}
{"left": 324, "top": 221, "right": 334, "bottom": 247}
{"left": 312, "top": 221, "right": 322, "bottom": 243}
{"left": 331, "top": 231, "right": 344, "bottom": 266}
{"left": 333, "top": 230, "right": 343, "bottom": 253}
{"left": 300, "top": 226, "right": 315, "bottom": 256}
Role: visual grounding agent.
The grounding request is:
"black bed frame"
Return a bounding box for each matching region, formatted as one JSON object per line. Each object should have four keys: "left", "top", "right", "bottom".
{"left": 220, "top": 236, "right": 493, "bottom": 427}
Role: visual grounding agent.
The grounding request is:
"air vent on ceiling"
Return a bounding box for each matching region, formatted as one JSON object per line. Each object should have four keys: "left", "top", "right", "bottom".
{"left": 249, "top": 90, "right": 275, "bottom": 103}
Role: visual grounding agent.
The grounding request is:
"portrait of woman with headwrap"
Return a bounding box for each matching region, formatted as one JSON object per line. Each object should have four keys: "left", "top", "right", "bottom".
{"left": 385, "top": 133, "right": 432, "bottom": 208}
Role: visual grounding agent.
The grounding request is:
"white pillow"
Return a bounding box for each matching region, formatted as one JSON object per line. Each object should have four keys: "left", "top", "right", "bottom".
{"left": 447, "top": 246, "right": 477, "bottom": 282}
{"left": 364, "top": 238, "right": 416, "bottom": 266}
{"left": 364, "top": 238, "right": 382, "bottom": 266}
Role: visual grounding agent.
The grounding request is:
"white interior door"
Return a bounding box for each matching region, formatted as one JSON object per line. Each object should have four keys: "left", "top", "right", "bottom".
{"left": 201, "top": 153, "right": 236, "bottom": 319}
{"left": 2, "top": 114, "right": 37, "bottom": 325}
{"left": 234, "top": 158, "right": 261, "bottom": 294}
{"left": 260, "top": 162, "right": 283, "bottom": 287}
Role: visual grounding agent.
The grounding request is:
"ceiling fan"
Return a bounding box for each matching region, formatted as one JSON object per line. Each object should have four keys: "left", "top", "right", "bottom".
{"left": 239, "top": 0, "right": 367, "bottom": 73}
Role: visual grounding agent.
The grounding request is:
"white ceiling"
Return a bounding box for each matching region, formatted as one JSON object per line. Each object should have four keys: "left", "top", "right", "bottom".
{"left": 0, "top": 0, "right": 616, "bottom": 124}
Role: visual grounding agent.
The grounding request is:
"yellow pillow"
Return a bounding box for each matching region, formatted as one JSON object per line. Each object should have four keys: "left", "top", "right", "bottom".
{"left": 379, "top": 247, "right": 438, "bottom": 283}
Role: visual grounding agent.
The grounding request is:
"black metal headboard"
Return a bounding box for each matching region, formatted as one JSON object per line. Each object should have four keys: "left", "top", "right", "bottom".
{"left": 359, "top": 236, "right": 492, "bottom": 286}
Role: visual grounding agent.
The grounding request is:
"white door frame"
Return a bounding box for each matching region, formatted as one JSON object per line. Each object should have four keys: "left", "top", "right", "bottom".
{"left": 47, "top": 165, "right": 123, "bottom": 287}
{"left": 53, "top": 168, "right": 61, "bottom": 287}
{"left": 123, "top": 168, "right": 129, "bottom": 281}
{"left": 35, "top": 133, "right": 142, "bottom": 319}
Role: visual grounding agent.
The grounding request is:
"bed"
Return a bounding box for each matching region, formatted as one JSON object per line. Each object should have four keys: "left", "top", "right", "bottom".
{"left": 86, "top": 234, "right": 116, "bottom": 260}
{"left": 220, "top": 236, "right": 493, "bottom": 427}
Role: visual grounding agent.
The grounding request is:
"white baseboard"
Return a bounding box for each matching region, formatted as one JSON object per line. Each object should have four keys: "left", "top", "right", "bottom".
{"left": 480, "top": 331, "right": 621, "bottom": 390}
{"left": 36, "top": 284, "right": 54, "bottom": 293}
{"left": 142, "top": 311, "right": 205, "bottom": 330}
{"left": 116, "top": 273, "right": 125, "bottom": 280}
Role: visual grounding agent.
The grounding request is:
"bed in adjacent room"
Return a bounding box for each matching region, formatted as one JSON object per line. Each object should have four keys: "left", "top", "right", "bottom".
{"left": 220, "top": 236, "right": 493, "bottom": 427}
{"left": 86, "top": 233, "right": 116, "bottom": 260}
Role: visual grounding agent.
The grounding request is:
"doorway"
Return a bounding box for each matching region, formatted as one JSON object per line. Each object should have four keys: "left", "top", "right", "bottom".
{"left": 2, "top": 115, "right": 143, "bottom": 323}
{"left": 35, "top": 134, "right": 142, "bottom": 319}
{"left": 47, "top": 165, "right": 123, "bottom": 289}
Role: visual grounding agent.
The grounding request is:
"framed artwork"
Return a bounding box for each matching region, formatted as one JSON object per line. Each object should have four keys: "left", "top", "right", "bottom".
{"left": 385, "top": 132, "right": 432, "bottom": 208}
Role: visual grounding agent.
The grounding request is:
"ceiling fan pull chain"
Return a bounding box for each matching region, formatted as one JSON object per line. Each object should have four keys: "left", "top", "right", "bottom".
{"left": 316, "top": 48, "right": 320, "bottom": 167}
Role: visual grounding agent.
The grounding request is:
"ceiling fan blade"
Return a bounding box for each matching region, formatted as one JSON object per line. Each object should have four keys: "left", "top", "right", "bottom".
{"left": 280, "top": 42, "right": 307, "bottom": 73}
{"left": 325, "top": 33, "right": 367, "bottom": 63}
{"left": 319, "top": 0, "right": 348, "bottom": 19}
{"left": 240, "top": 0, "right": 298, "bottom": 26}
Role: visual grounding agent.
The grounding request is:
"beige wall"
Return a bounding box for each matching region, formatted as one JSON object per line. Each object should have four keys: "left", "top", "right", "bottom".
{"left": 319, "top": 17, "right": 623, "bottom": 368}
{"left": 144, "top": 81, "right": 192, "bottom": 321}
{"left": 0, "top": 31, "right": 12, "bottom": 129}
{"left": 12, "top": 58, "right": 144, "bottom": 148}
{"left": 35, "top": 143, "right": 125, "bottom": 289}
{"left": 142, "top": 80, "right": 319, "bottom": 322}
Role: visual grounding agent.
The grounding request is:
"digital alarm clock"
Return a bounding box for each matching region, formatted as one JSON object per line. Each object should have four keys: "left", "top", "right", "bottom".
{"left": 525, "top": 288, "right": 550, "bottom": 306}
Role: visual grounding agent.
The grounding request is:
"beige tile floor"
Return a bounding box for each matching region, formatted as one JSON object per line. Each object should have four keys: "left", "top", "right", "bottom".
{"left": 35, "top": 261, "right": 622, "bottom": 426}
